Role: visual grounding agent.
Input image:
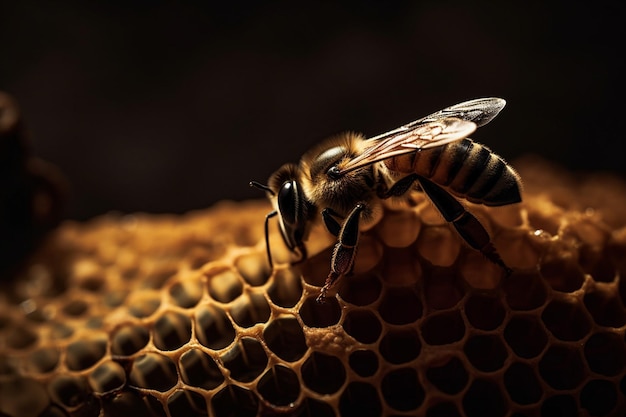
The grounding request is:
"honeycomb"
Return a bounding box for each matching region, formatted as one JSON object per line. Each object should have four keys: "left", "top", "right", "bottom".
{"left": 2, "top": 156, "right": 626, "bottom": 417}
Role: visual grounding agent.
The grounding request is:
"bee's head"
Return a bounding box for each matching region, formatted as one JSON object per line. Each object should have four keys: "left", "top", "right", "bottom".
{"left": 299, "top": 132, "right": 373, "bottom": 213}
{"left": 251, "top": 163, "right": 312, "bottom": 258}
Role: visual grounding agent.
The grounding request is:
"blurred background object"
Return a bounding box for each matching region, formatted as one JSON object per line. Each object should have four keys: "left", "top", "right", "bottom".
{"left": 0, "top": 91, "right": 67, "bottom": 276}
{"left": 0, "top": 1, "right": 624, "bottom": 220}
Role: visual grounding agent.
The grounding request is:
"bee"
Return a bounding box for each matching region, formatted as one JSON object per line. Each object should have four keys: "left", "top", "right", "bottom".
{"left": 251, "top": 98, "right": 521, "bottom": 302}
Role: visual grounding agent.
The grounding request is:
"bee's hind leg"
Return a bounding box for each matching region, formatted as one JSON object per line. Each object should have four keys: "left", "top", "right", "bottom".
{"left": 317, "top": 204, "right": 365, "bottom": 303}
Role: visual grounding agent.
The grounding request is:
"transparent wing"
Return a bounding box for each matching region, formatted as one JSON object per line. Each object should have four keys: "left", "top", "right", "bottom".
{"left": 369, "top": 97, "right": 505, "bottom": 143}
{"left": 337, "top": 117, "right": 476, "bottom": 175}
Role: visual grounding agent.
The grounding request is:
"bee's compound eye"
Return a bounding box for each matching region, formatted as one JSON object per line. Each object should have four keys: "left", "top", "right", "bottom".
{"left": 277, "top": 181, "right": 298, "bottom": 225}
{"left": 327, "top": 166, "right": 341, "bottom": 179}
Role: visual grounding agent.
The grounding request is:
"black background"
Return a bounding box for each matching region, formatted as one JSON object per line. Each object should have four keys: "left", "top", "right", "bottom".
{"left": 1, "top": 1, "right": 624, "bottom": 220}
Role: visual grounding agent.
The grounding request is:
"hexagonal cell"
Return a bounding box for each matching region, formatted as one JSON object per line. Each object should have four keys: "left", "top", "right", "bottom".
{"left": 168, "top": 277, "right": 203, "bottom": 308}
{"left": 263, "top": 316, "right": 308, "bottom": 362}
{"left": 153, "top": 311, "right": 192, "bottom": 351}
{"left": 50, "top": 322, "right": 74, "bottom": 340}
{"left": 49, "top": 375, "right": 92, "bottom": 409}
{"left": 229, "top": 293, "right": 271, "bottom": 328}
{"left": 5, "top": 324, "right": 38, "bottom": 350}
{"left": 129, "top": 352, "right": 178, "bottom": 392}
{"left": 180, "top": 348, "right": 224, "bottom": 391}
{"left": 425, "top": 356, "right": 469, "bottom": 395}
{"left": 211, "top": 385, "right": 258, "bottom": 417}
{"left": 420, "top": 310, "right": 465, "bottom": 345}
{"left": 111, "top": 323, "right": 150, "bottom": 356}
{"left": 379, "top": 328, "right": 421, "bottom": 364}
{"left": 342, "top": 309, "right": 382, "bottom": 344}
{"left": 268, "top": 268, "right": 303, "bottom": 308}
{"left": 502, "top": 270, "right": 548, "bottom": 310}
{"left": 339, "top": 382, "right": 382, "bottom": 417}
{"left": 299, "top": 296, "right": 341, "bottom": 328}
{"left": 538, "top": 345, "right": 586, "bottom": 390}
{"left": 66, "top": 337, "right": 108, "bottom": 371}
{"left": 462, "top": 379, "right": 506, "bottom": 417}
{"left": 207, "top": 269, "right": 243, "bottom": 303}
{"left": 541, "top": 297, "right": 592, "bottom": 341}
{"left": 503, "top": 314, "right": 548, "bottom": 359}
{"left": 503, "top": 362, "right": 542, "bottom": 405}
{"left": 584, "top": 332, "right": 626, "bottom": 376}
{"left": 464, "top": 293, "right": 506, "bottom": 330}
{"left": 88, "top": 361, "right": 126, "bottom": 395}
{"left": 423, "top": 266, "right": 465, "bottom": 309}
{"left": 77, "top": 272, "right": 105, "bottom": 292}
{"left": 539, "top": 253, "right": 586, "bottom": 292}
{"left": 104, "top": 289, "right": 128, "bottom": 308}
{"left": 416, "top": 224, "right": 461, "bottom": 267}
{"left": 302, "top": 351, "right": 346, "bottom": 395}
{"left": 24, "top": 347, "right": 60, "bottom": 374}
{"left": 581, "top": 379, "right": 618, "bottom": 417}
{"left": 378, "top": 285, "right": 422, "bottom": 325}
{"left": 61, "top": 299, "right": 89, "bottom": 317}
{"left": 220, "top": 337, "right": 268, "bottom": 382}
{"left": 144, "top": 266, "right": 178, "bottom": 289}
{"left": 187, "top": 247, "right": 217, "bottom": 270}
{"left": 349, "top": 349, "right": 379, "bottom": 377}
{"left": 376, "top": 206, "right": 421, "bottom": 248}
{"left": 127, "top": 292, "right": 161, "bottom": 318}
{"left": 257, "top": 365, "right": 301, "bottom": 407}
{"left": 463, "top": 334, "right": 508, "bottom": 372}
{"left": 338, "top": 272, "right": 382, "bottom": 306}
{"left": 301, "top": 247, "right": 333, "bottom": 289}
{"left": 584, "top": 289, "right": 626, "bottom": 327}
{"left": 235, "top": 252, "right": 271, "bottom": 286}
{"left": 167, "top": 389, "right": 207, "bottom": 417}
{"left": 541, "top": 395, "right": 578, "bottom": 417}
{"left": 195, "top": 305, "right": 236, "bottom": 350}
{"left": 381, "top": 368, "right": 425, "bottom": 412}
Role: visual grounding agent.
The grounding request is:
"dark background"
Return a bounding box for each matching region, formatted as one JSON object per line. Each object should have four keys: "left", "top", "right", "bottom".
{"left": 1, "top": 1, "right": 624, "bottom": 220}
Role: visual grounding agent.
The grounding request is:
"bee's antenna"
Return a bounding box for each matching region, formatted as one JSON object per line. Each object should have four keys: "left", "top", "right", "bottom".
{"left": 250, "top": 181, "right": 275, "bottom": 196}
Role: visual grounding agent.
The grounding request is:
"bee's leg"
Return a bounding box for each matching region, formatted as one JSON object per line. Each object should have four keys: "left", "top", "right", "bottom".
{"left": 317, "top": 204, "right": 365, "bottom": 303}
{"left": 416, "top": 175, "right": 512, "bottom": 275}
{"left": 264, "top": 210, "right": 278, "bottom": 269}
{"left": 321, "top": 207, "right": 343, "bottom": 237}
{"left": 377, "top": 174, "right": 420, "bottom": 198}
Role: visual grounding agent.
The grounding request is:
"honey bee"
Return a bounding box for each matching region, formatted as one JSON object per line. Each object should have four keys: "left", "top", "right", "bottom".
{"left": 251, "top": 98, "right": 521, "bottom": 302}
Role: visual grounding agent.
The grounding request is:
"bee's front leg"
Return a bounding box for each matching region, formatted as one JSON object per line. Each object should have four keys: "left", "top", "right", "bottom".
{"left": 316, "top": 204, "right": 365, "bottom": 303}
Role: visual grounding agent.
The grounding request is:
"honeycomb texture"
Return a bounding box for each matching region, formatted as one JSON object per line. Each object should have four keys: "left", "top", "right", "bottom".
{"left": 2, "top": 157, "right": 626, "bottom": 417}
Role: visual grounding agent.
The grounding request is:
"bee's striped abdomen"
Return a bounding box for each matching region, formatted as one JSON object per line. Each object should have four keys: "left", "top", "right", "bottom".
{"left": 386, "top": 138, "right": 522, "bottom": 206}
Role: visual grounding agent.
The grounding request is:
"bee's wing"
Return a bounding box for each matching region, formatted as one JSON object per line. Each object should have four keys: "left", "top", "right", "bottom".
{"left": 369, "top": 97, "right": 505, "bottom": 143}
{"left": 417, "top": 97, "right": 506, "bottom": 127}
{"left": 338, "top": 117, "right": 476, "bottom": 175}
